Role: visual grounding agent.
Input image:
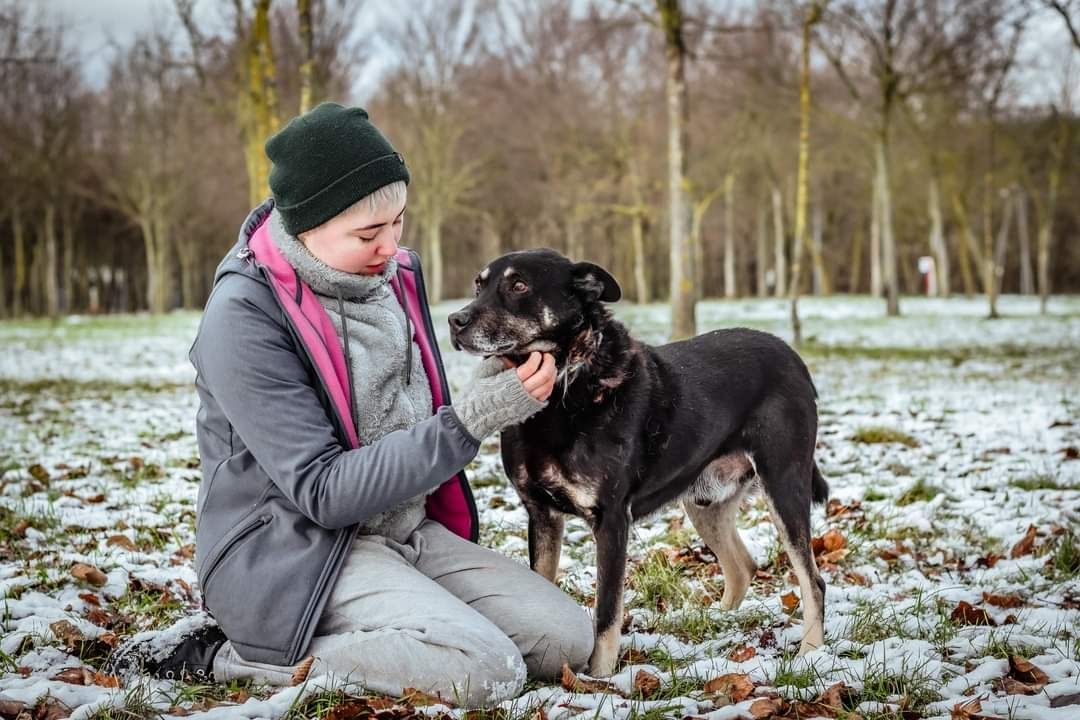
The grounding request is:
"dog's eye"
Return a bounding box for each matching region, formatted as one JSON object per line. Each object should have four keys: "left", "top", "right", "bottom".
{"left": 512, "top": 280, "right": 528, "bottom": 294}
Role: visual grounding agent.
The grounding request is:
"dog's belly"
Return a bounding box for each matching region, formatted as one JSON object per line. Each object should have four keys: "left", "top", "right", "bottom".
{"left": 681, "top": 452, "right": 757, "bottom": 507}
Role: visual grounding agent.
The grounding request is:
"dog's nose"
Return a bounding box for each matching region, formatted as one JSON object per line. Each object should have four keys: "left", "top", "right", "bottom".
{"left": 448, "top": 310, "right": 471, "bottom": 331}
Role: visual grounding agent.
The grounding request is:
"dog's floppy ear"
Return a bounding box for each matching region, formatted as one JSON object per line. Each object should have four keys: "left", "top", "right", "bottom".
{"left": 571, "top": 262, "right": 621, "bottom": 303}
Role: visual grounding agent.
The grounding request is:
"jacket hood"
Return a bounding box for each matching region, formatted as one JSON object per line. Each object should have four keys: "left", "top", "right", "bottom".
{"left": 213, "top": 198, "right": 277, "bottom": 287}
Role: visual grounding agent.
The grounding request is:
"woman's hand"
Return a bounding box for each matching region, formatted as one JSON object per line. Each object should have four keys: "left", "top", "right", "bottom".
{"left": 503, "top": 352, "right": 556, "bottom": 402}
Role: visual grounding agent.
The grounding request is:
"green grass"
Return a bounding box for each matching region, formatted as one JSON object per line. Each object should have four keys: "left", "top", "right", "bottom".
{"left": 896, "top": 478, "right": 942, "bottom": 506}
{"left": 628, "top": 551, "right": 692, "bottom": 611}
{"left": 1009, "top": 474, "right": 1079, "bottom": 491}
{"left": 851, "top": 426, "right": 920, "bottom": 448}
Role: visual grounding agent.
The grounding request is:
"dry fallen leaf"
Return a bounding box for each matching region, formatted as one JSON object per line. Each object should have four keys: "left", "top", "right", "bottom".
{"left": 951, "top": 601, "right": 996, "bottom": 626}
{"left": 559, "top": 663, "right": 619, "bottom": 695}
{"left": 106, "top": 535, "right": 137, "bottom": 552}
{"left": 633, "top": 670, "right": 662, "bottom": 699}
{"left": 401, "top": 687, "right": 450, "bottom": 707}
{"left": 1010, "top": 525, "right": 1038, "bottom": 559}
{"left": 982, "top": 592, "right": 1024, "bottom": 609}
{"left": 703, "top": 673, "right": 755, "bottom": 702}
{"left": 1008, "top": 655, "right": 1049, "bottom": 688}
{"left": 49, "top": 620, "right": 86, "bottom": 648}
{"left": 781, "top": 591, "right": 801, "bottom": 613}
{"left": 749, "top": 697, "right": 785, "bottom": 719}
{"left": 52, "top": 667, "right": 94, "bottom": 685}
{"left": 620, "top": 648, "right": 649, "bottom": 664}
{"left": 729, "top": 645, "right": 757, "bottom": 662}
{"left": 71, "top": 563, "right": 108, "bottom": 587}
{"left": 951, "top": 696, "right": 984, "bottom": 720}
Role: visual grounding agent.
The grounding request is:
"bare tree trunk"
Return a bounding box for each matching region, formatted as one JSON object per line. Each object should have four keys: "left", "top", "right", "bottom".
{"left": 771, "top": 183, "right": 787, "bottom": 297}
{"left": 928, "top": 176, "right": 949, "bottom": 297}
{"left": 658, "top": 0, "right": 695, "bottom": 339}
{"left": 29, "top": 238, "right": 43, "bottom": 315}
{"left": 12, "top": 203, "right": 26, "bottom": 317}
{"left": 43, "top": 202, "right": 59, "bottom": 319}
{"left": 870, "top": 171, "right": 882, "bottom": 297}
{"left": 876, "top": 136, "right": 899, "bottom": 316}
{"left": 755, "top": 195, "right": 768, "bottom": 297}
{"left": 951, "top": 189, "right": 983, "bottom": 294}
{"left": 1015, "top": 187, "right": 1033, "bottom": 295}
{"left": 982, "top": 166, "right": 999, "bottom": 319}
{"left": 811, "top": 200, "right": 826, "bottom": 295}
{"left": 992, "top": 188, "right": 1013, "bottom": 303}
{"left": 1037, "top": 116, "right": 1069, "bottom": 314}
{"left": 176, "top": 237, "right": 199, "bottom": 309}
{"left": 0, "top": 231, "right": 6, "bottom": 318}
{"left": 427, "top": 211, "right": 444, "bottom": 302}
{"left": 297, "top": 0, "right": 315, "bottom": 114}
{"left": 849, "top": 221, "right": 863, "bottom": 293}
{"left": 61, "top": 209, "right": 75, "bottom": 312}
{"left": 632, "top": 213, "right": 649, "bottom": 304}
{"left": 723, "top": 172, "right": 736, "bottom": 298}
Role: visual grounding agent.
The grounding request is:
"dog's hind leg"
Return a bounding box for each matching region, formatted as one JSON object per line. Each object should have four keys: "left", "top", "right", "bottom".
{"left": 682, "top": 493, "right": 756, "bottom": 611}
{"left": 527, "top": 504, "right": 565, "bottom": 584}
{"left": 587, "top": 506, "right": 630, "bottom": 677}
{"left": 759, "top": 462, "right": 826, "bottom": 655}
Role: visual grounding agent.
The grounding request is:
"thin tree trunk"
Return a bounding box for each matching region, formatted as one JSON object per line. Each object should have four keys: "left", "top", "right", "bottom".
{"left": 723, "top": 172, "right": 736, "bottom": 298}
{"left": 870, "top": 170, "right": 882, "bottom": 297}
{"left": 928, "top": 176, "right": 949, "bottom": 297}
{"left": 811, "top": 200, "right": 826, "bottom": 295}
{"left": 297, "top": 0, "right": 315, "bottom": 114}
{"left": 427, "top": 210, "right": 444, "bottom": 302}
{"left": 849, "top": 220, "right": 863, "bottom": 293}
{"left": 992, "top": 188, "right": 1013, "bottom": 301}
{"left": 61, "top": 209, "right": 75, "bottom": 313}
{"left": 658, "top": 0, "right": 694, "bottom": 339}
{"left": 876, "top": 135, "right": 899, "bottom": 316}
{"left": 0, "top": 230, "right": 6, "bottom": 318}
{"left": 951, "top": 190, "right": 983, "bottom": 294}
{"left": 983, "top": 166, "right": 999, "bottom": 319}
{"left": 1037, "top": 116, "right": 1069, "bottom": 314}
{"left": 629, "top": 153, "right": 650, "bottom": 304}
{"left": 771, "top": 183, "right": 787, "bottom": 297}
{"left": 43, "top": 202, "right": 59, "bottom": 319}
{"left": 1015, "top": 188, "right": 1033, "bottom": 295}
{"left": 12, "top": 203, "right": 26, "bottom": 317}
{"left": 755, "top": 195, "right": 768, "bottom": 297}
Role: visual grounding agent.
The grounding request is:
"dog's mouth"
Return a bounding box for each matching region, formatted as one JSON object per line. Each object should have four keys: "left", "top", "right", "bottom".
{"left": 451, "top": 332, "right": 558, "bottom": 358}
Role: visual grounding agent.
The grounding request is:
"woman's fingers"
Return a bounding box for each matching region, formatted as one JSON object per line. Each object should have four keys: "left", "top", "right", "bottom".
{"left": 516, "top": 351, "right": 542, "bottom": 382}
{"left": 523, "top": 353, "right": 556, "bottom": 398}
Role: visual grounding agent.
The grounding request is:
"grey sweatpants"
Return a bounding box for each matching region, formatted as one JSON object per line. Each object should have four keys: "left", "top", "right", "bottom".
{"left": 212, "top": 519, "right": 594, "bottom": 707}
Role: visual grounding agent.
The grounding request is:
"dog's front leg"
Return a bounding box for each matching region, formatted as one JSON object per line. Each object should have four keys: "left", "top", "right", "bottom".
{"left": 587, "top": 507, "right": 630, "bottom": 677}
{"left": 526, "top": 503, "right": 564, "bottom": 583}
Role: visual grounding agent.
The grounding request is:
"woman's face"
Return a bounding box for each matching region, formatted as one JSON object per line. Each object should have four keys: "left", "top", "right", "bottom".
{"left": 299, "top": 195, "right": 406, "bottom": 274}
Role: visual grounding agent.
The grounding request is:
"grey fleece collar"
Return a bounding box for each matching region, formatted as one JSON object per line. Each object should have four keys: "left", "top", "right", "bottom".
{"left": 267, "top": 207, "right": 397, "bottom": 302}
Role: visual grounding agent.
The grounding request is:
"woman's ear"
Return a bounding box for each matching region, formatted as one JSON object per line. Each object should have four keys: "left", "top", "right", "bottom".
{"left": 571, "top": 262, "right": 622, "bottom": 303}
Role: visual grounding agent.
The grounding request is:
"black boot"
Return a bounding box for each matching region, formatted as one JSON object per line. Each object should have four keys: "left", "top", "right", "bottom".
{"left": 107, "top": 621, "right": 227, "bottom": 683}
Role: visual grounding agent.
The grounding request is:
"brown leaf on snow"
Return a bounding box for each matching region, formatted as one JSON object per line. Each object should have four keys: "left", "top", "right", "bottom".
{"left": 559, "top": 663, "right": 619, "bottom": 695}
{"left": 12, "top": 519, "right": 30, "bottom": 538}
{"left": 1008, "top": 655, "right": 1049, "bottom": 688}
{"left": 52, "top": 667, "right": 94, "bottom": 685}
{"left": 633, "top": 670, "right": 662, "bottom": 698}
{"left": 620, "top": 648, "right": 649, "bottom": 664}
{"left": 950, "top": 697, "right": 984, "bottom": 720}
{"left": 0, "top": 698, "right": 26, "bottom": 717}
{"left": 77, "top": 592, "right": 100, "bottom": 606}
{"left": 781, "top": 591, "right": 800, "bottom": 613}
{"left": 401, "top": 687, "right": 451, "bottom": 707}
{"left": 993, "top": 676, "right": 1040, "bottom": 696}
{"left": 981, "top": 592, "right": 1024, "bottom": 609}
{"left": 951, "top": 601, "right": 996, "bottom": 626}
{"left": 815, "top": 682, "right": 855, "bottom": 710}
{"left": 1010, "top": 525, "right": 1038, "bottom": 559}
{"left": 1063, "top": 446, "right": 1079, "bottom": 460}
{"left": 34, "top": 698, "right": 72, "bottom": 720}
{"left": 826, "top": 498, "right": 862, "bottom": 519}
{"left": 729, "top": 645, "right": 757, "bottom": 662}
{"left": 71, "top": 563, "right": 108, "bottom": 587}
{"left": 703, "top": 673, "right": 755, "bottom": 702}
{"left": 749, "top": 697, "right": 785, "bottom": 718}
{"left": 92, "top": 672, "right": 121, "bottom": 688}
{"left": 105, "top": 535, "right": 137, "bottom": 552}
{"left": 1050, "top": 692, "right": 1080, "bottom": 708}
{"left": 48, "top": 620, "right": 85, "bottom": 648}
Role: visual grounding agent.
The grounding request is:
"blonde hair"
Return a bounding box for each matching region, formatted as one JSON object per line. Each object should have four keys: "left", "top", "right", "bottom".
{"left": 299, "top": 180, "right": 407, "bottom": 239}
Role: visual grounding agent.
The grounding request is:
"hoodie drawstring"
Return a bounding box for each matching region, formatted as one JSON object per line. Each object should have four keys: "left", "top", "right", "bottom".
{"left": 337, "top": 291, "right": 360, "bottom": 435}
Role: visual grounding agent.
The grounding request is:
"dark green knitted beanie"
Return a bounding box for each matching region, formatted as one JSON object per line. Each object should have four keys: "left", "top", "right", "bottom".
{"left": 265, "top": 102, "right": 411, "bottom": 235}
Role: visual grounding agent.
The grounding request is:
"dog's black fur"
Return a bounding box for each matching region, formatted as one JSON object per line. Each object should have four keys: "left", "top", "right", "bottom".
{"left": 449, "top": 248, "right": 828, "bottom": 675}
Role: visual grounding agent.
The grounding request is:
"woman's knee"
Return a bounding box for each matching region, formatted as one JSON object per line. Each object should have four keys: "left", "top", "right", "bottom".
{"left": 519, "top": 596, "right": 594, "bottom": 679}
{"left": 453, "top": 638, "right": 527, "bottom": 707}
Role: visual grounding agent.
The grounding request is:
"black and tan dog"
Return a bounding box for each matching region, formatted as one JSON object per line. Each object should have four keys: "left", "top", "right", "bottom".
{"left": 449, "top": 248, "right": 828, "bottom": 676}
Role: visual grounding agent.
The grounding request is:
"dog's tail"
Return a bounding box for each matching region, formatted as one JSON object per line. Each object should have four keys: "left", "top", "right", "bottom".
{"left": 811, "top": 463, "right": 829, "bottom": 505}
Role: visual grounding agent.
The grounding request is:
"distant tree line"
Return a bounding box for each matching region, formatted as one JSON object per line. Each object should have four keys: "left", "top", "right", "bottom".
{"left": 0, "top": 0, "right": 1076, "bottom": 322}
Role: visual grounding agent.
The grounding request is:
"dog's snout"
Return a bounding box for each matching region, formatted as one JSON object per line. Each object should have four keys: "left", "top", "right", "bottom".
{"left": 448, "top": 310, "right": 472, "bottom": 331}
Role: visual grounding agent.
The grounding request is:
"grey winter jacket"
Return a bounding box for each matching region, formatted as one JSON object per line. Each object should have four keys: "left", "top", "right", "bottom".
{"left": 189, "top": 200, "right": 480, "bottom": 665}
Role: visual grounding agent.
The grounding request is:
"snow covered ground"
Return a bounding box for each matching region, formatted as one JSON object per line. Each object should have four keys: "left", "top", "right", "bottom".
{"left": 1, "top": 294, "right": 1078, "bottom": 719}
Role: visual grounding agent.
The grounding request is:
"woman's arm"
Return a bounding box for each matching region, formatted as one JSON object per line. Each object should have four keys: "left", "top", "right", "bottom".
{"left": 191, "top": 277, "right": 479, "bottom": 530}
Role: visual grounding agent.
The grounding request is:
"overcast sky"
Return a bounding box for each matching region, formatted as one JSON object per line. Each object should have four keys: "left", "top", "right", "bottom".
{"left": 33, "top": 0, "right": 1080, "bottom": 109}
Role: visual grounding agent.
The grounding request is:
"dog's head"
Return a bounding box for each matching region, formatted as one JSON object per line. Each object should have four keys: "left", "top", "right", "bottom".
{"left": 448, "top": 248, "right": 621, "bottom": 358}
